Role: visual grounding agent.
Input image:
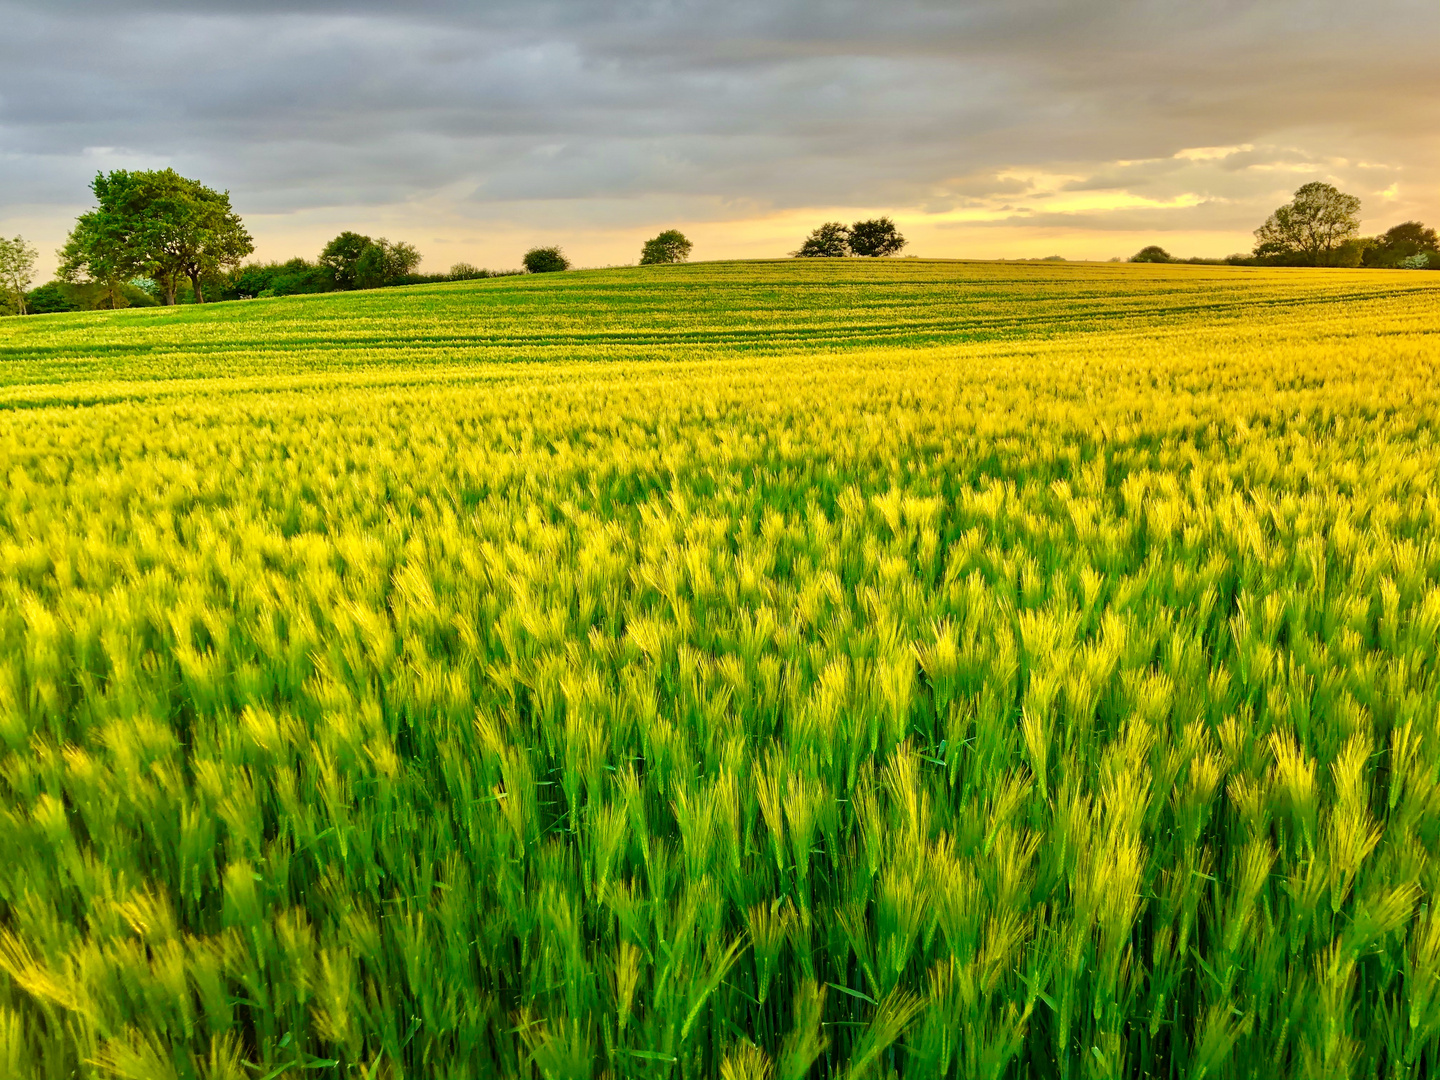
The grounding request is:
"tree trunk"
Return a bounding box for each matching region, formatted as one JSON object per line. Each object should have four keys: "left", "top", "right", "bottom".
{"left": 190, "top": 271, "right": 205, "bottom": 304}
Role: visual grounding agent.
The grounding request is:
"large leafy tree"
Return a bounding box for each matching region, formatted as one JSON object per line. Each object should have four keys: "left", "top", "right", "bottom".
{"left": 847, "top": 217, "right": 906, "bottom": 257}
{"left": 1363, "top": 221, "right": 1438, "bottom": 268}
{"left": 639, "top": 229, "right": 693, "bottom": 265}
{"left": 0, "top": 235, "right": 38, "bottom": 315}
{"left": 354, "top": 238, "right": 422, "bottom": 289}
{"left": 320, "top": 233, "right": 423, "bottom": 289}
{"left": 58, "top": 204, "right": 145, "bottom": 310}
{"left": 318, "top": 231, "right": 374, "bottom": 289}
{"left": 61, "top": 170, "right": 253, "bottom": 304}
{"left": 793, "top": 222, "right": 851, "bottom": 258}
{"left": 1253, "top": 182, "right": 1362, "bottom": 266}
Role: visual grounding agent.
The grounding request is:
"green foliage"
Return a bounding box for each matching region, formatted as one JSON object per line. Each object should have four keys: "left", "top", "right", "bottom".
{"left": 246, "top": 239, "right": 430, "bottom": 299}
{"left": 23, "top": 282, "right": 81, "bottom": 314}
{"left": 847, "top": 217, "right": 906, "bottom": 257}
{"left": 0, "top": 236, "right": 38, "bottom": 315}
{"left": 58, "top": 190, "right": 147, "bottom": 310}
{"left": 1363, "top": 222, "right": 1439, "bottom": 269}
{"left": 640, "top": 230, "right": 694, "bottom": 266}
{"left": 795, "top": 219, "right": 906, "bottom": 258}
{"left": 22, "top": 279, "right": 159, "bottom": 313}
{"left": 318, "top": 232, "right": 373, "bottom": 289}
{"left": 61, "top": 169, "right": 253, "bottom": 305}
{"left": 793, "top": 222, "right": 851, "bottom": 258}
{"left": 224, "top": 258, "right": 336, "bottom": 300}
{"left": 1254, "top": 182, "right": 1363, "bottom": 266}
{"left": 1, "top": 261, "right": 1440, "bottom": 1076}
{"left": 1129, "top": 245, "right": 1172, "bottom": 263}
{"left": 353, "top": 238, "right": 422, "bottom": 289}
{"left": 524, "top": 246, "right": 570, "bottom": 273}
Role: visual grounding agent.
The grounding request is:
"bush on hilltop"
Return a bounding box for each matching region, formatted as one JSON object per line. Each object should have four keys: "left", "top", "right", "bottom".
{"left": 524, "top": 247, "right": 570, "bottom": 273}
{"left": 848, "top": 217, "right": 906, "bottom": 257}
{"left": 794, "top": 218, "right": 908, "bottom": 258}
{"left": 640, "top": 230, "right": 693, "bottom": 265}
{"left": 1130, "top": 245, "right": 1172, "bottom": 263}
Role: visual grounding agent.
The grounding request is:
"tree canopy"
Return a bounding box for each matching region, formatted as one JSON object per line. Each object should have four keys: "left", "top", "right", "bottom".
{"left": 523, "top": 247, "right": 570, "bottom": 273}
{"left": 60, "top": 169, "right": 253, "bottom": 304}
{"left": 0, "top": 236, "right": 38, "bottom": 316}
{"left": 795, "top": 218, "right": 907, "bottom": 258}
{"left": 318, "top": 232, "right": 375, "bottom": 290}
{"left": 313, "top": 234, "right": 423, "bottom": 291}
{"left": 1253, "top": 182, "right": 1361, "bottom": 266}
{"left": 639, "top": 230, "right": 693, "bottom": 266}
{"left": 1363, "top": 221, "right": 1439, "bottom": 268}
{"left": 1129, "top": 245, "right": 1172, "bottom": 263}
{"left": 793, "top": 222, "right": 852, "bottom": 258}
{"left": 354, "top": 239, "right": 422, "bottom": 290}
{"left": 848, "top": 217, "right": 906, "bottom": 257}
{"left": 58, "top": 198, "right": 147, "bottom": 309}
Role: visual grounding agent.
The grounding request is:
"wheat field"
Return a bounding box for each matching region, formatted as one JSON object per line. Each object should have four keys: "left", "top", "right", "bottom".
{"left": 2, "top": 260, "right": 1439, "bottom": 1078}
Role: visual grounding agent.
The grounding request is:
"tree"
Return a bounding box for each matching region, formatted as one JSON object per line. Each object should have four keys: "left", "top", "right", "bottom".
{"left": 222, "top": 258, "right": 336, "bottom": 300}
{"left": 60, "top": 170, "right": 253, "bottom": 305}
{"left": 639, "top": 230, "right": 693, "bottom": 265}
{"left": 1253, "top": 182, "right": 1362, "bottom": 266}
{"left": 524, "top": 247, "right": 570, "bottom": 273}
{"left": 1363, "top": 221, "right": 1438, "bottom": 268}
{"left": 793, "top": 222, "right": 851, "bottom": 258}
{"left": 354, "top": 239, "right": 422, "bottom": 289}
{"left": 848, "top": 217, "right": 906, "bottom": 257}
{"left": 319, "top": 232, "right": 374, "bottom": 289}
{"left": 448, "top": 262, "right": 488, "bottom": 281}
{"left": 59, "top": 206, "right": 143, "bottom": 310}
{"left": 164, "top": 175, "right": 252, "bottom": 303}
{"left": 0, "top": 236, "right": 38, "bottom": 315}
{"left": 1129, "top": 245, "right": 1172, "bottom": 263}
{"left": 24, "top": 283, "right": 80, "bottom": 314}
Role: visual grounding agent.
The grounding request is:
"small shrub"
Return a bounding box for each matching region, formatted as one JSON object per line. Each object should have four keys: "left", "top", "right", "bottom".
{"left": 1130, "top": 245, "right": 1172, "bottom": 263}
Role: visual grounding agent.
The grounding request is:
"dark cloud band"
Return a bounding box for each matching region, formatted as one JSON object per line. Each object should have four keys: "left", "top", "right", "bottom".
{"left": 1, "top": 0, "right": 1436, "bottom": 254}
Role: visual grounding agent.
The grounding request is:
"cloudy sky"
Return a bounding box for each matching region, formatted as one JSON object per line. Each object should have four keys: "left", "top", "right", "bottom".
{"left": 2, "top": 0, "right": 1437, "bottom": 274}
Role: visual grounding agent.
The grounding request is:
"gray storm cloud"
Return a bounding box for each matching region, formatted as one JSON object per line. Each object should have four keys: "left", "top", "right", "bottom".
{"left": 1, "top": 0, "right": 1437, "bottom": 262}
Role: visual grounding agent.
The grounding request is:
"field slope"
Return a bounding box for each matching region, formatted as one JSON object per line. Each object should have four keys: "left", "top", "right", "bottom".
{"left": 2, "top": 261, "right": 1440, "bottom": 1078}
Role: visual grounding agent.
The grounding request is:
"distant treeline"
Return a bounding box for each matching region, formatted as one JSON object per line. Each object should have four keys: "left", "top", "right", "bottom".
{"left": 1129, "top": 183, "right": 1440, "bottom": 270}
{"left": 22, "top": 256, "right": 514, "bottom": 313}
{"left": 1, "top": 168, "right": 531, "bottom": 315}
{"left": 6, "top": 172, "right": 1439, "bottom": 317}
{"left": 3, "top": 168, "right": 700, "bottom": 316}
{"left": 24, "top": 256, "right": 513, "bottom": 314}
{"left": 21, "top": 224, "right": 518, "bottom": 314}
{"left": 223, "top": 232, "right": 514, "bottom": 302}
